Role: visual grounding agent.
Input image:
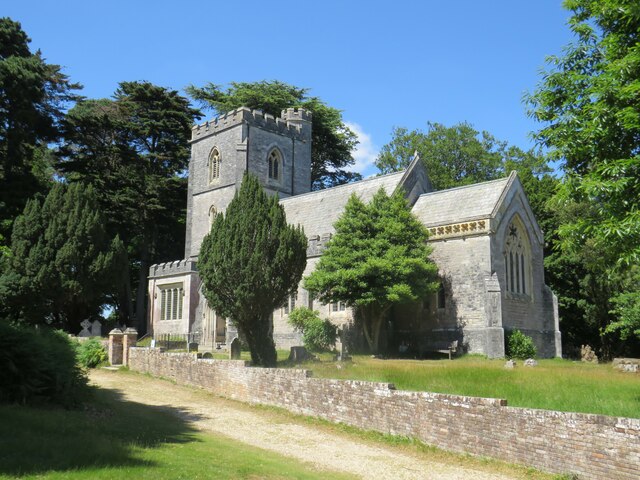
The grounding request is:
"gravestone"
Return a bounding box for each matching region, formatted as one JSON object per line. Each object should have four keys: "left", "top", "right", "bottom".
{"left": 581, "top": 344, "right": 598, "bottom": 364}
{"left": 78, "top": 319, "right": 92, "bottom": 337}
{"left": 524, "top": 358, "right": 538, "bottom": 367}
{"left": 504, "top": 359, "right": 516, "bottom": 369}
{"left": 229, "top": 337, "right": 241, "bottom": 359}
{"left": 90, "top": 320, "right": 102, "bottom": 337}
{"left": 289, "top": 346, "right": 309, "bottom": 362}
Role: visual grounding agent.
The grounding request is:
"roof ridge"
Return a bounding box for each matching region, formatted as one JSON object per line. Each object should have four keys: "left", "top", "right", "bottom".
{"left": 279, "top": 170, "right": 406, "bottom": 203}
{"left": 417, "top": 175, "right": 510, "bottom": 198}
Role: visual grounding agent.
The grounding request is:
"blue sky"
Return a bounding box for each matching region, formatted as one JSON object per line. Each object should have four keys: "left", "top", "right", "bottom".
{"left": 6, "top": 1, "right": 573, "bottom": 177}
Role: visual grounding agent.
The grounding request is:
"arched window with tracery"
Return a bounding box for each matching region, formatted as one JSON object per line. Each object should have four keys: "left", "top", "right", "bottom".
{"left": 268, "top": 148, "right": 282, "bottom": 181}
{"left": 504, "top": 216, "right": 531, "bottom": 297}
{"left": 208, "top": 147, "right": 221, "bottom": 183}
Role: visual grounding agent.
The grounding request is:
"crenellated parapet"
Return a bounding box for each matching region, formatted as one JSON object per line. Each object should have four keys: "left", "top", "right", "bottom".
{"left": 149, "top": 259, "right": 197, "bottom": 278}
{"left": 191, "top": 107, "right": 312, "bottom": 142}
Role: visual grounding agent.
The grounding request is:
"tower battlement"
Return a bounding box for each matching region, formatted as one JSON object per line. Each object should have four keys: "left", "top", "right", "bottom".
{"left": 192, "top": 107, "right": 312, "bottom": 141}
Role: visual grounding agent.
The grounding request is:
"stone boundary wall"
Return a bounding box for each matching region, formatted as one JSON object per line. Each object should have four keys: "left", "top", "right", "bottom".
{"left": 128, "top": 348, "right": 639, "bottom": 480}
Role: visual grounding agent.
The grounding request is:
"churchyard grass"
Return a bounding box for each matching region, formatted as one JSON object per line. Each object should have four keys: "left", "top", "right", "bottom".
{"left": 293, "top": 355, "right": 639, "bottom": 418}
{"left": 0, "top": 387, "right": 352, "bottom": 480}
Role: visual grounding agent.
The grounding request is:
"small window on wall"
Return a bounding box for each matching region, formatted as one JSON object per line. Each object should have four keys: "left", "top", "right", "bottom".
{"left": 209, "top": 147, "right": 221, "bottom": 183}
{"left": 268, "top": 148, "right": 282, "bottom": 180}
{"left": 504, "top": 216, "right": 532, "bottom": 296}
{"left": 208, "top": 205, "right": 216, "bottom": 230}
{"left": 160, "top": 284, "right": 184, "bottom": 321}
{"left": 283, "top": 291, "right": 297, "bottom": 315}
{"left": 437, "top": 283, "right": 446, "bottom": 309}
{"left": 332, "top": 302, "right": 346, "bottom": 312}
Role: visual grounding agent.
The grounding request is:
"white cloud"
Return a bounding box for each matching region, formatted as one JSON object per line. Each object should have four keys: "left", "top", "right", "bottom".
{"left": 344, "top": 121, "right": 379, "bottom": 177}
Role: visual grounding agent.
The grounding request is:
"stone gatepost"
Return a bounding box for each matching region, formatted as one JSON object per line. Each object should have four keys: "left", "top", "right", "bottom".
{"left": 108, "top": 328, "right": 124, "bottom": 365}
{"left": 122, "top": 328, "right": 138, "bottom": 366}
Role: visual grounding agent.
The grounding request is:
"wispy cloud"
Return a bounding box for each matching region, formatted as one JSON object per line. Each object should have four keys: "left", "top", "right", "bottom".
{"left": 345, "top": 122, "right": 379, "bottom": 177}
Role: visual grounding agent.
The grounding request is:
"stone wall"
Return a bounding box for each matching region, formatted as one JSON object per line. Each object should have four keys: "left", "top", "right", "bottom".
{"left": 129, "top": 348, "right": 639, "bottom": 480}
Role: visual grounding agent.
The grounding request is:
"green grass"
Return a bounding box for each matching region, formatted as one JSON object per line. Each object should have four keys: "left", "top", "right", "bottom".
{"left": 0, "top": 387, "right": 353, "bottom": 480}
{"left": 294, "top": 354, "right": 640, "bottom": 418}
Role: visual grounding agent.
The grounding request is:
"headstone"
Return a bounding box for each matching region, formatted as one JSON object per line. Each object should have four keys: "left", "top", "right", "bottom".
{"left": 202, "top": 352, "right": 213, "bottom": 359}
{"left": 504, "top": 359, "right": 516, "bottom": 369}
{"left": 613, "top": 358, "right": 640, "bottom": 373}
{"left": 524, "top": 358, "right": 538, "bottom": 367}
{"left": 229, "top": 337, "right": 241, "bottom": 359}
{"left": 289, "top": 346, "right": 309, "bottom": 362}
{"left": 581, "top": 344, "right": 598, "bottom": 363}
{"left": 90, "top": 320, "right": 102, "bottom": 337}
{"left": 78, "top": 319, "right": 92, "bottom": 338}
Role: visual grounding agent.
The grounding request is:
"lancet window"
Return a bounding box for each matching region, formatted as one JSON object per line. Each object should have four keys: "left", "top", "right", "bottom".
{"left": 208, "top": 147, "right": 221, "bottom": 183}
{"left": 504, "top": 217, "right": 531, "bottom": 296}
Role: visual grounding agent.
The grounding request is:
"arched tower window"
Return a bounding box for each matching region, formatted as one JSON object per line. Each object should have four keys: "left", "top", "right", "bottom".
{"left": 268, "top": 148, "right": 282, "bottom": 181}
{"left": 504, "top": 216, "right": 532, "bottom": 297}
{"left": 208, "top": 147, "right": 221, "bottom": 183}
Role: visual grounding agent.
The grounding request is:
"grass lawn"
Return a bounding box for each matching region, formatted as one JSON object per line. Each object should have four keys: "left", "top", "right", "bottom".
{"left": 293, "top": 354, "right": 640, "bottom": 418}
{"left": 0, "top": 387, "right": 353, "bottom": 480}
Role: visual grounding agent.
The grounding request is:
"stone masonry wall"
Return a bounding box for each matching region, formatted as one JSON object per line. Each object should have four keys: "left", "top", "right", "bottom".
{"left": 129, "top": 348, "right": 639, "bottom": 480}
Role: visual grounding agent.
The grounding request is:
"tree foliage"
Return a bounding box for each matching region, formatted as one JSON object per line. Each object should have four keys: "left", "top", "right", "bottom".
{"left": 58, "top": 81, "right": 201, "bottom": 329}
{"left": 186, "top": 80, "right": 360, "bottom": 190}
{"left": 0, "top": 182, "right": 126, "bottom": 333}
{"left": 375, "top": 123, "right": 550, "bottom": 190}
{"left": 0, "top": 17, "right": 80, "bottom": 242}
{"left": 287, "top": 307, "right": 337, "bottom": 352}
{"left": 305, "top": 189, "right": 438, "bottom": 353}
{"left": 527, "top": 0, "right": 640, "bottom": 269}
{"left": 198, "top": 174, "right": 307, "bottom": 367}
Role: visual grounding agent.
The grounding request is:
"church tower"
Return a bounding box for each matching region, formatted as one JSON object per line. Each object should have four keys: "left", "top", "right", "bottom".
{"left": 184, "top": 107, "right": 312, "bottom": 259}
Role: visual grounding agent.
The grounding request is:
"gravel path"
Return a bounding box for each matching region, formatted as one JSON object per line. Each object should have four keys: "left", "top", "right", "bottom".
{"left": 90, "top": 369, "right": 521, "bottom": 480}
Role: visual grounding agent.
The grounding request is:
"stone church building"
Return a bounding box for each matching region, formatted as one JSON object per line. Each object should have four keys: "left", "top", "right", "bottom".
{"left": 147, "top": 107, "right": 562, "bottom": 358}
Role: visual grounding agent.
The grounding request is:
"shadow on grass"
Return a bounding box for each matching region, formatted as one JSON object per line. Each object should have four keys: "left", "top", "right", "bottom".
{"left": 0, "top": 385, "right": 202, "bottom": 477}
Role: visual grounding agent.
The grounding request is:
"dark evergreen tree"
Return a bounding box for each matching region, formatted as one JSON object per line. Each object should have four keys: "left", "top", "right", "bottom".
{"left": 198, "top": 174, "right": 307, "bottom": 367}
{"left": 304, "top": 189, "right": 439, "bottom": 353}
{"left": 0, "top": 182, "right": 126, "bottom": 333}
{"left": 0, "top": 18, "right": 80, "bottom": 243}
{"left": 58, "top": 81, "right": 201, "bottom": 330}
{"left": 186, "top": 80, "right": 360, "bottom": 190}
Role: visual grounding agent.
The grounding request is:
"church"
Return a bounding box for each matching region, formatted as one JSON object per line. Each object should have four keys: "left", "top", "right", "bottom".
{"left": 147, "top": 107, "right": 562, "bottom": 358}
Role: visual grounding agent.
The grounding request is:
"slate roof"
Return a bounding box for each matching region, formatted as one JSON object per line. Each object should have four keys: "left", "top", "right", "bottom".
{"left": 280, "top": 171, "right": 405, "bottom": 237}
{"left": 411, "top": 174, "right": 513, "bottom": 227}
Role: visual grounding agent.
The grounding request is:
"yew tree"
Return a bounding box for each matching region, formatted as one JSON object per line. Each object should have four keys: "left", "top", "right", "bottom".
{"left": 304, "top": 189, "right": 439, "bottom": 353}
{"left": 198, "top": 174, "right": 307, "bottom": 367}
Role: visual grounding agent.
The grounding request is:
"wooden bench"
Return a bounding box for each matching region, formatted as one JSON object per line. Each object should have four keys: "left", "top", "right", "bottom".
{"left": 429, "top": 340, "right": 459, "bottom": 360}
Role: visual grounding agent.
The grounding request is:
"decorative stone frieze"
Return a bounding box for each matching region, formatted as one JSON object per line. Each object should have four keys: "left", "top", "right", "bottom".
{"left": 427, "top": 218, "right": 490, "bottom": 240}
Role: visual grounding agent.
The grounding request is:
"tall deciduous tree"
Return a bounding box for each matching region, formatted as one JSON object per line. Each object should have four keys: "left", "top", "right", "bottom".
{"left": 0, "top": 18, "right": 80, "bottom": 242}
{"left": 304, "top": 189, "right": 438, "bottom": 353}
{"left": 527, "top": 0, "right": 640, "bottom": 350}
{"left": 0, "top": 183, "right": 126, "bottom": 333}
{"left": 58, "top": 81, "right": 201, "bottom": 329}
{"left": 198, "top": 174, "right": 307, "bottom": 367}
{"left": 186, "top": 80, "right": 360, "bottom": 190}
{"left": 375, "top": 123, "right": 550, "bottom": 190}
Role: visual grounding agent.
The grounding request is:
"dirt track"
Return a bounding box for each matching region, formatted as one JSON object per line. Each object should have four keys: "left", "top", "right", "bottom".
{"left": 90, "top": 369, "right": 527, "bottom": 480}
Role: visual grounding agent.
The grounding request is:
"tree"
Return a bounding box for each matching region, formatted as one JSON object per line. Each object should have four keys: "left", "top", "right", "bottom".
{"left": 304, "top": 189, "right": 439, "bottom": 353}
{"left": 0, "top": 18, "right": 80, "bottom": 243}
{"left": 186, "top": 80, "right": 360, "bottom": 189}
{"left": 0, "top": 182, "right": 126, "bottom": 333}
{"left": 198, "top": 174, "right": 307, "bottom": 367}
{"left": 526, "top": 0, "right": 640, "bottom": 349}
{"left": 58, "top": 81, "right": 201, "bottom": 329}
{"left": 376, "top": 123, "right": 549, "bottom": 190}
{"left": 526, "top": 0, "right": 640, "bottom": 269}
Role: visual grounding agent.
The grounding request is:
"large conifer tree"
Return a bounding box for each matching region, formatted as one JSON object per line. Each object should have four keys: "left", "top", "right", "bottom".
{"left": 198, "top": 174, "right": 307, "bottom": 367}
{"left": 0, "top": 183, "right": 126, "bottom": 332}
